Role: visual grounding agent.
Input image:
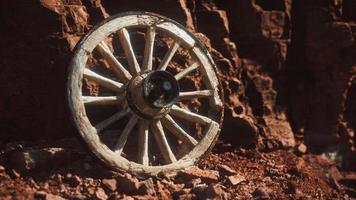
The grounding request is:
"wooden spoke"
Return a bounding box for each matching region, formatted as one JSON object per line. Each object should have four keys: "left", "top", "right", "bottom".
{"left": 177, "top": 90, "right": 213, "bottom": 101}
{"left": 161, "top": 114, "right": 198, "bottom": 147}
{"left": 83, "top": 68, "right": 124, "bottom": 92}
{"left": 174, "top": 62, "right": 199, "bottom": 80}
{"left": 95, "top": 108, "right": 130, "bottom": 132}
{"left": 170, "top": 105, "right": 212, "bottom": 125}
{"left": 142, "top": 27, "right": 156, "bottom": 71}
{"left": 118, "top": 28, "right": 140, "bottom": 75}
{"left": 82, "top": 94, "right": 125, "bottom": 105}
{"left": 150, "top": 120, "right": 177, "bottom": 163}
{"left": 158, "top": 41, "right": 180, "bottom": 71}
{"left": 138, "top": 120, "right": 149, "bottom": 166}
{"left": 97, "top": 41, "right": 132, "bottom": 82}
{"left": 114, "top": 115, "right": 139, "bottom": 154}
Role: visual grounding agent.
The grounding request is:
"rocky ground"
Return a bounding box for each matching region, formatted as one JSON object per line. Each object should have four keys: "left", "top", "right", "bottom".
{"left": 0, "top": 138, "right": 355, "bottom": 199}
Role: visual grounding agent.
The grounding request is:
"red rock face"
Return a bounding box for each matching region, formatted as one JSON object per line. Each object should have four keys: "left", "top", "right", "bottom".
{"left": 0, "top": 0, "right": 355, "bottom": 167}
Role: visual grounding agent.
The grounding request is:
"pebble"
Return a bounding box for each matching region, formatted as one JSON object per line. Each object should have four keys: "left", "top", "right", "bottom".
{"left": 95, "top": 187, "right": 108, "bottom": 200}
{"left": 218, "top": 164, "right": 237, "bottom": 175}
{"left": 227, "top": 174, "right": 246, "bottom": 185}
{"left": 297, "top": 143, "right": 307, "bottom": 154}
{"left": 102, "top": 178, "right": 117, "bottom": 192}
{"left": 0, "top": 165, "right": 5, "bottom": 174}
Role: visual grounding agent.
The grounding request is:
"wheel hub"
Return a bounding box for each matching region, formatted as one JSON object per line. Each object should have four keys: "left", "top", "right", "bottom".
{"left": 126, "top": 71, "right": 179, "bottom": 119}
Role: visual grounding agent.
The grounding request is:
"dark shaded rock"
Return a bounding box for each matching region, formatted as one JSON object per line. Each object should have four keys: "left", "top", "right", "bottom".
{"left": 252, "top": 187, "right": 270, "bottom": 200}
{"left": 116, "top": 173, "right": 140, "bottom": 194}
{"left": 184, "top": 178, "right": 202, "bottom": 188}
{"left": 191, "top": 183, "right": 208, "bottom": 198}
{"left": 65, "top": 174, "right": 81, "bottom": 187}
{"left": 204, "top": 184, "right": 230, "bottom": 200}
{"left": 138, "top": 178, "right": 156, "bottom": 196}
{"left": 34, "top": 191, "right": 65, "bottom": 200}
{"left": 5, "top": 147, "right": 85, "bottom": 175}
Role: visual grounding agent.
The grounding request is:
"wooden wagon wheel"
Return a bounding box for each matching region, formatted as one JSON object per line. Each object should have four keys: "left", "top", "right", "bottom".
{"left": 67, "top": 12, "right": 224, "bottom": 175}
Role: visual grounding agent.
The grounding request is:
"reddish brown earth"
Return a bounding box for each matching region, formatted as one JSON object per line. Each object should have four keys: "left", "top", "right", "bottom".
{"left": 0, "top": 0, "right": 355, "bottom": 199}
{"left": 0, "top": 139, "right": 355, "bottom": 199}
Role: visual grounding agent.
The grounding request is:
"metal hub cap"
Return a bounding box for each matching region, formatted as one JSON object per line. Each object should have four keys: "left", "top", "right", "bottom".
{"left": 143, "top": 71, "right": 179, "bottom": 108}
{"left": 126, "top": 71, "right": 179, "bottom": 120}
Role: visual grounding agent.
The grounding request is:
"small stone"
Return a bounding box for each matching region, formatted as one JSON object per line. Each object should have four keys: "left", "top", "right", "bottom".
{"left": 252, "top": 188, "right": 270, "bottom": 200}
{"left": 227, "top": 174, "right": 246, "bottom": 185}
{"left": 185, "top": 178, "right": 202, "bottom": 188}
{"left": 116, "top": 173, "right": 140, "bottom": 194}
{"left": 218, "top": 164, "right": 237, "bottom": 175}
{"left": 138, "top": 178, "right": 156, "bottom": 195}
{"left": 176, "top": 166, "right": 219, "bottom": 184}
{"left": 102, "top": 178, "right": 117, "bottom": 192}
{"left": 87, "top": 186, "right": 96, "bottom": 195}
{"left": 46, "top": 194, "right": 66, "bottom": 200}
{"left": 95, "top": 187, "right": 108, "bottom": 200}
{"left": 297, "top": 143, "right": 307, "bottom": 154}
{"left": 0, "top": 165, "right": 5, "bottom": 174}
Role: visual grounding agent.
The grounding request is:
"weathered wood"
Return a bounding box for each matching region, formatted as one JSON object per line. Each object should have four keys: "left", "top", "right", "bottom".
{"left": 151, "top": 120, "right": 177, "bottom": 163}
{"left": 83, "top": 68, "right": 123, "bottom": 92}
{"left": 95, "top": 108, "right": 130, "bottom": 132}
{"left": 97, "top": 41, "right": 132, "bottom": 82}
{"left": 174, "top": 62, "right": 199, "bottom": 80}
{"left": 142, "top": 27, "right": 156, "bottom": 71}
{"left": 161, "top": 114, "right": 198, "bottom": 147}
{"left": 138, "top": 120, "right": 149, "bottom": 166}
{"left": 158, "top": 41, "right": 180, "bottom": 71}
{"left": 170, "top": 105, "right": 212, "bottom": 125}
{"left": 114, "top": 115, "right": 139, "bottom": 154}
{"left": 82, "top": 95, "right": 124, "bottom": 105}
{"left": 178, "top": 90, "right": 213, "bottom": 100}
{"left": 118, "top": 28, "right": 140, "bottom": 75}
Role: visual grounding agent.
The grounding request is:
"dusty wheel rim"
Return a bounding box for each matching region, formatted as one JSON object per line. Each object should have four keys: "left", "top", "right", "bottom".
{"left": 67, "top": 12, "right": 223, "bottom": 175}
